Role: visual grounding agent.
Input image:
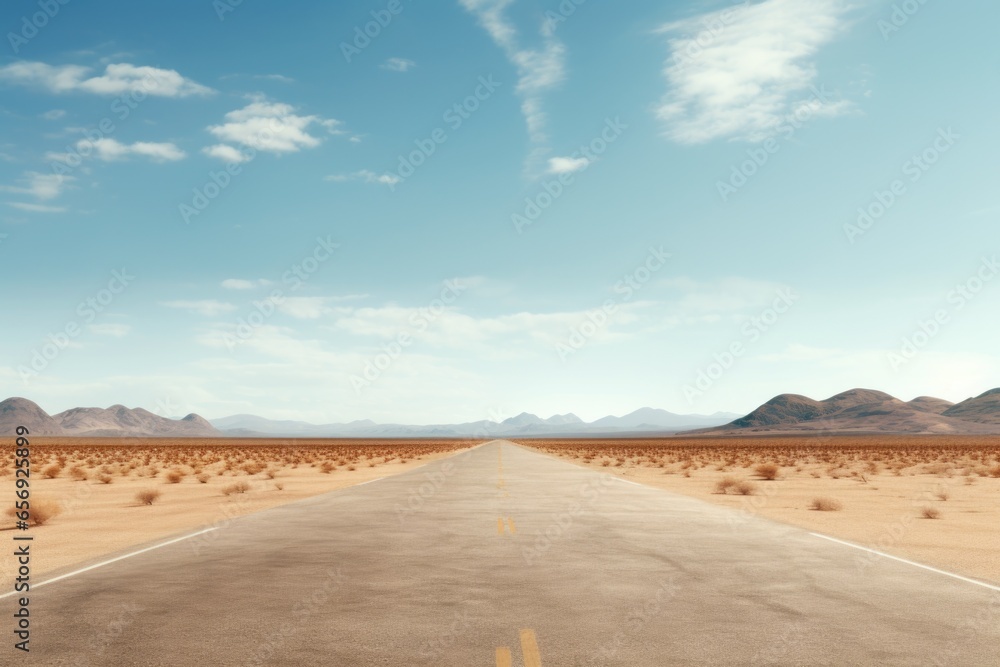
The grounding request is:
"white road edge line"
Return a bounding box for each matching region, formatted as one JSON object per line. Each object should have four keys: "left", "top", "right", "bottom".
{"left": 810, "top": 532, "right": 1000, "bottom": 592}
{"left": 354, "top": 477, "right": 384, "bottom": 487}
{"left": 0, "top": 527, "right": 218, "bottom": 600}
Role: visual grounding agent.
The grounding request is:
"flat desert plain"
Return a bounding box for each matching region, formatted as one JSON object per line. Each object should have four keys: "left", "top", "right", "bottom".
{"left": 1, "top": 438, "right": 476, "bottom": 588}
{"left": 520, "top": 435, "right": 1000, "bottom": 584}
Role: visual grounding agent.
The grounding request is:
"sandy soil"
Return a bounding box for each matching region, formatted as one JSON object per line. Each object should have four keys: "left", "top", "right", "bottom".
{"left": 522, "top": 437, "right": 1000, "bottom": 585}
{"left": 2, "top": 439, "right": 475, "bottom": 588}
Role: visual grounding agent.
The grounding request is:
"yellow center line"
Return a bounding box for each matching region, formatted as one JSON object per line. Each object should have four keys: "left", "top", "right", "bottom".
{"left": 520, "top": 629, "right": 542, "bottom": 667}
{"left": 497, "top": 517, "right": 505, "bottom": 535}
{"left": 507, "top": 517, "right": 516, "bottom": 534}
{"left": 496, "top": 647, "right": 512, "bottom": 667}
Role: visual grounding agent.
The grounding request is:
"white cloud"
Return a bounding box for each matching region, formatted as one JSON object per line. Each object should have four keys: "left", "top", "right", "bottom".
{"left": 657, "top": 0, "right": 852, "bottom": 143}
{"left": 88, "top": 323, "right": 131, "bottom": 337}
{"left": 202, "top": 144, "right": 249, "bottom": 163}
{"left": 0, "top": 171, "right": 73, "bottom": 200}
{"left": 41, "top": 109, "right": 66, "bottom": 120}
{"left": 206, "top": 98, "right": 342, "bottom": 157}
{"left": 381, "top": 58, "right": 416, "bottom": 72}
{"left": 161, "top": 300, "right": 238, "bottom": 316}
{"left": 221, "top": 278, "right": 273, "bottom": 290}
{"left": 547, "top": 156, "right": 590, "bottom": 174}
{"left": 82, "top": 138, "right": 186, "bottom": 162}
{"left": 660, "top": 276, "right": 794, "bottom": 314}
{"left": 459, "top": 0, "right": 566, "bottom": 148}
{"left": 325, "top": 170, "right": 401, "bottom": 187}
{"left": 0, "top": 61, "right": 212, "bottom": 97}
{"left": 256, "top": 73, "right": 295, "bottom": 83}
{"left": 7, "top": 202, "right": 66, "bottom": 213}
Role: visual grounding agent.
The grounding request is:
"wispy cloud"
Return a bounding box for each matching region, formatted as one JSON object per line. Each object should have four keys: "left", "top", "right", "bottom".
{"left": 381, "top": 58, "right": 416, "bottom": 73}
{"left": 1, "top": 171, "right": 73, "bottom": 200}
{"left": 7, "top": 202, "right": 67, "bottom": 213}
{"left": 41, "top": 109, "right": 66, "bottom": 120}
{"left": 161, "top": 300, "right": 238, "bottom": 316}
{"left": 0, "top": 61, "right": 213, "bottom": 97}
{"left": 205, "top": 98, "right": 342, "bottom": 159}
{"left": 547, "top": 156, "right": 590, "bottom": 174}
{"left": 63, "top": 138, "right": 186, "bottom": 162}
{"left": 325, "top": 170, "right": 401, "bottom": 187}
{"left": 657, "top": 0, "right": 852, "bottom": 143}
{"left": 459, "top": 0, "right": 566, "bottom": 161}
{"left": 89, "top": 323, "right": 132, "bottom": 337}
{"left": 221, "top": 278, "right": 273, "bottom": 290}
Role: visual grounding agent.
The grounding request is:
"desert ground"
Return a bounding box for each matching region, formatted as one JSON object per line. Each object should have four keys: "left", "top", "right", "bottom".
{"left": 1, "top": 437, "right": 477, "bottom": 587}
{"left": 519, "top": 435, "right": 1000, "bottom": 584}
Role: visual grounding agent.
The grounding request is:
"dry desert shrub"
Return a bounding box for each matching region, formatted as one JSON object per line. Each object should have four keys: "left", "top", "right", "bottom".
{"left": 196, "top": 473, "right": 211, "bottom": 484}
{"left": 97, "top": 473, "right": 113, "bottom": 484}
{"left": 222, "top": 481, "right": 251, "bottom": 496}
{"left": 135, "top": 489, "right": 161, "bottom": 505}
{"left": 713, "top": 476, "right": 739, "bottom": 494}
{"left": 69, "top": 465, "right": 89, "bottom": 481}
{"left": 41, "top": 463, "right": 63, "bottom": 479}
{"left": 921, "top": 506, "right": 942, "bottom": 519}
{"left": 165, "top": 470, "right": 184, "bottom": 484}
{"left": 935, "top": 490, "right": 950, "bottom": 501}
{"left": 320, "top": 461, "right": 335, "bottom": 474}
{"left": 274, "top": 482, "right": 284, "bottom": 491}
{"left": 754, "top": 463, "right": 780, "bottom": 480}
{"left": 810, "top": 497, "right": 843, "bottom": 512}
{"left": 6, "top": 498, "right": 62, "bottom": 526}
{"left": 734, "top": 480, "right": 757, "bottom": 496}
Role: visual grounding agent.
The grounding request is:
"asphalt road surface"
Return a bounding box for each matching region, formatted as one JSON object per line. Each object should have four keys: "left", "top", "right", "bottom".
{"left": 13, "top": 441, "right": 1000, "bottom": 665}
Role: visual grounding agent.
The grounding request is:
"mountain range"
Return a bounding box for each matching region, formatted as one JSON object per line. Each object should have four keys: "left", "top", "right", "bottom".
{"left": 209, "top": 408, "right": 741, "bottom": 437}
{"left": 2, "top": 388, "right": 998, "bottom": 437}
{"left": 704, "top": 388, "right": 1000, "bottom": 434}
{"left": 0, "top": 398, "right": 220, "bottom": 437}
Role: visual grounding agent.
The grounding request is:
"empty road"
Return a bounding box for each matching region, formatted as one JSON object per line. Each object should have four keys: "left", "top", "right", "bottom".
{"left": 14, "top": 441, "right": 1000, "bottom": 665}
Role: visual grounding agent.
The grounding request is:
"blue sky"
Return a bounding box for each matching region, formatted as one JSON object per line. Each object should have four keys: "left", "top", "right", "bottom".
{"left": 1, "top": 0, "right": 997, "bottom": 424}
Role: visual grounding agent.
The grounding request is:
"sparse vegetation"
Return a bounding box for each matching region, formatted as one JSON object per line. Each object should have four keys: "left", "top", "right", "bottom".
{"left": 6, "top": 498, "right": 62, "bottom": 526}
{"left": 135, "top": 489, "right": 161, "bottom": 505}
{"left": 810, "top": 497, "right": 843, "bottom": 512}
{"left": 921, "top": 507, "right": 942, "bottom": 519}
{"left": 713, "top": 476, "right": 738, "bottom": 494}
{"left": 733, "top": 480, "right": 758, "bottom": 496}
{"left": 222, "top": 481, "right": 251, "bottom": 496}
{"left": 754, "top": 463, "right": 780, "bottom": 480}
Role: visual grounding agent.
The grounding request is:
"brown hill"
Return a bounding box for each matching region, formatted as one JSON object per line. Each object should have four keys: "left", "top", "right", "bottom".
{"left": 54, "top": 404, "right": 221, "bottom": 437}
{"left": 0, "top": 397, "right": 66, "bottom": 435}
{"left": 943, "top": 389, "right": 1000, "bottom": 425}
{"left": 715, "top": 388, "right": 1000, "bottom": 435}
{"left": 907, "top": 396, "right": 955, "bottom": 415}
{"left": 0, "top": 398, "right": 220, "bottom": 437}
